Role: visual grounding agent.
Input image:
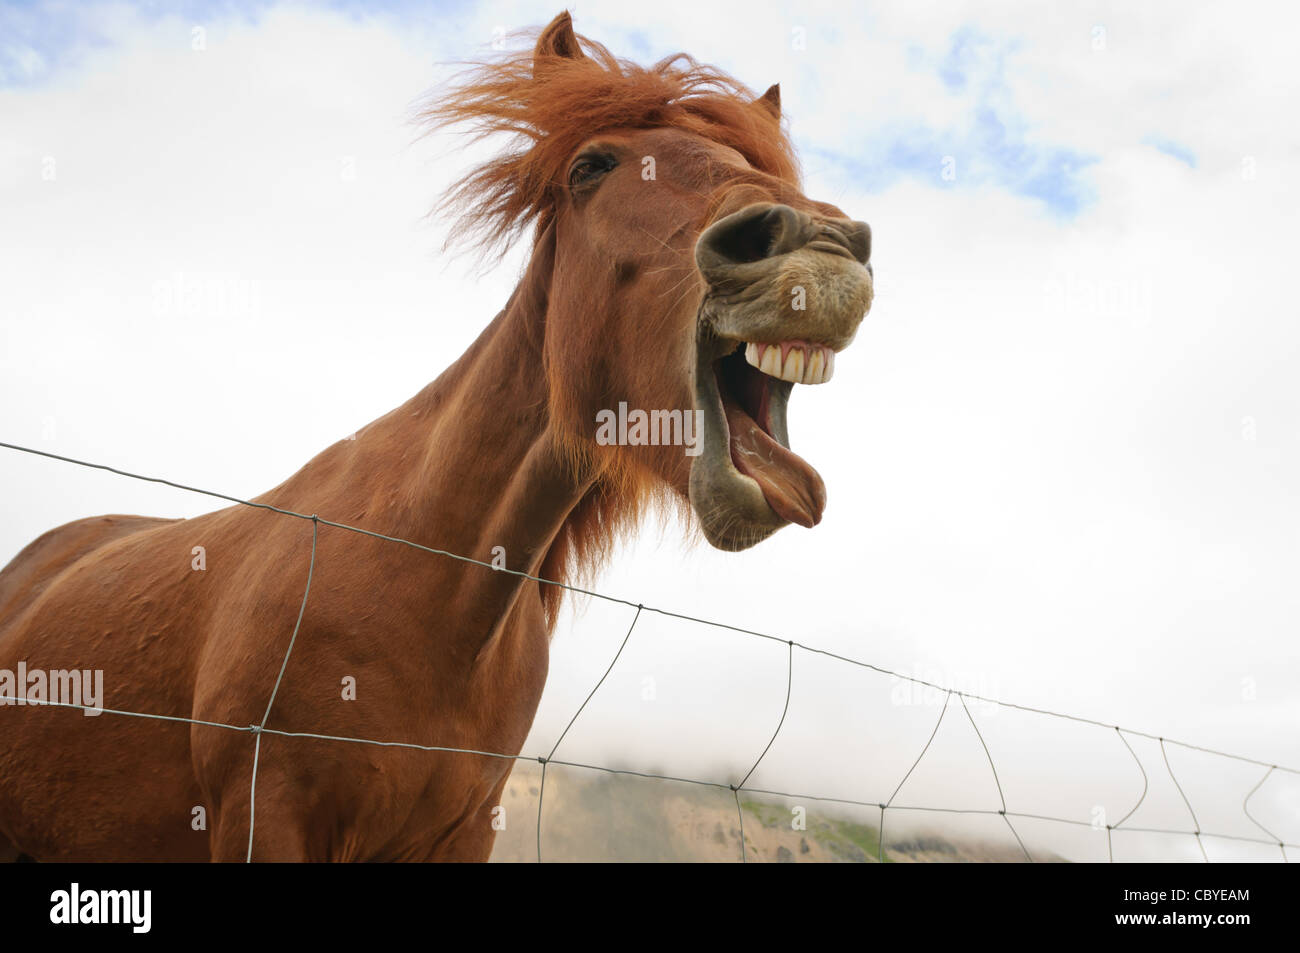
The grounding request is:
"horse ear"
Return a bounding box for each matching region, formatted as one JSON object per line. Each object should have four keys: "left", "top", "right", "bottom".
{"left": 756, "top": 83, "right": 781, "bottom": 120}
{"left": 534, "top": 11, "right": 585, "bottom": 69}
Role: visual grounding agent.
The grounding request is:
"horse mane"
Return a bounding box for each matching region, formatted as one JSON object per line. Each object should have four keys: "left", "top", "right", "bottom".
{"left": 419, "top": 15, "right": 802, "bottom": 625}
{"left": 419, "top": 14, "right": 800, "bottom": 258}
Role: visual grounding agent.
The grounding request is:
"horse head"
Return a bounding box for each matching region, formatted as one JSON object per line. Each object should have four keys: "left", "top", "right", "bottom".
{"left": 427, "top": 10, "right": 873, "bottom": 568}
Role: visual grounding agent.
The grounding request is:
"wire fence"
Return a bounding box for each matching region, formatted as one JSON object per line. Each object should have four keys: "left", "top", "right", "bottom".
{"left": 0, "top": 439, "right": 1295, "bottom": 864}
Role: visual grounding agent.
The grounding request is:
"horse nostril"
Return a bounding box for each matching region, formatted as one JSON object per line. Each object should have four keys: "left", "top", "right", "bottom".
{"left": 696, "top": 204, "right": 803, "bottom": 272}
{"left": 846, "top": 221, "right": 872, "bottom": 265}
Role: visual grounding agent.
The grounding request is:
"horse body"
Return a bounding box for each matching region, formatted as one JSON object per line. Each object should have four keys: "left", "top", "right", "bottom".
{"left": 0, "top": 13, "right": 873, "bottom": 861}
{"left": 0, "top": 285, "right": 563, "bottom": 861}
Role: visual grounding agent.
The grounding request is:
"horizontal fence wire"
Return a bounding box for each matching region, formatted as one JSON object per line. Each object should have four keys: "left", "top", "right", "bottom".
{"left": 0, "top": 440, "right": 1296, "bottom": 863}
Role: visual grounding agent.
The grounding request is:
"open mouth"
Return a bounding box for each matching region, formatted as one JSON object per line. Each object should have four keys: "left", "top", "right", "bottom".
{"left": 688, "top": 202, "right": 872, "bottom": 549}
{"left": 710, "top": 339, "right": 832, "bottom": 529}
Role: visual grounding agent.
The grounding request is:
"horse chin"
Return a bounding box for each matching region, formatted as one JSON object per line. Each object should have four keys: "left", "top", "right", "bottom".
{"left": 688, "top": 331, "right": 828, "bottom": 552}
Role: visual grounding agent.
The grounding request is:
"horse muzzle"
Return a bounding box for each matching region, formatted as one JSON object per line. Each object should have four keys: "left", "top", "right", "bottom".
{"left": 688, "top": 203, "right": 873, "bottom": 551}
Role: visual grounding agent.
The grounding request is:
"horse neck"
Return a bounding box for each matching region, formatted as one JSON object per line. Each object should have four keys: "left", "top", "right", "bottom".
{"left": 267, "top": 226, "right": 592, "bottom": 653}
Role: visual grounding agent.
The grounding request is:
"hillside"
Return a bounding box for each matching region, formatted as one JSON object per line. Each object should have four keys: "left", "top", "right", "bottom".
{"left": 488, "top": 767, "right": 1063, "bottom": 863}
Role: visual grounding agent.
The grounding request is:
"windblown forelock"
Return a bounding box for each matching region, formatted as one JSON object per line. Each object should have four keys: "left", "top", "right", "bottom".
{"left": 418, "top": 27, "right": 801, "bottom": 260}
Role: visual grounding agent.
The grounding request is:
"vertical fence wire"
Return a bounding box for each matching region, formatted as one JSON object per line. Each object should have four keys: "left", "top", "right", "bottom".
{"left": 246, "top": 515, "right": 319, "bottom": 862}
{"left": 957, "top": 692, "right": 1030, "bottom": 862}
{"left": 536, "top": 603, "right": 643, "bottom": 862}
{"left": 731, "top": 640, "right": 794, "bottom": 863}
{"left": 1108, "top": 727, "right": 1150, "bottom": 863}
{"left": 1161, "top": 738, "right": 1209, "bottom": 863}
{"left": 1241, "top": 766, "right": 1287, "bottom": 863}
{"left": 879, "top": 690, "right": 953, "bottom": 862}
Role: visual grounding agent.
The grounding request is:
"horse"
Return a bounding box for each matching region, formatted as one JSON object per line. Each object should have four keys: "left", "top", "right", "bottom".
{"left": 0, "top": 11, "right": 872, "bottom": 862}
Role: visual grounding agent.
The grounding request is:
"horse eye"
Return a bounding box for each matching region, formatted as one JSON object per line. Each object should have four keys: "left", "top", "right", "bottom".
{"left": 569, "top": 155, "right": 614, "bottom": 188}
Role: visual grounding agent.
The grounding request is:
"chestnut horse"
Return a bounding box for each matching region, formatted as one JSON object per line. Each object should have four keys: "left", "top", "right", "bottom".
{"left": 0, "top": 12, "right": 872, "bottom": 861}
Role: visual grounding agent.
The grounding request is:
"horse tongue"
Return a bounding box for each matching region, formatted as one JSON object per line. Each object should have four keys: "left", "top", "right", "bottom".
{"left": 724, "top": 401, "right": 826, "bottom": 528}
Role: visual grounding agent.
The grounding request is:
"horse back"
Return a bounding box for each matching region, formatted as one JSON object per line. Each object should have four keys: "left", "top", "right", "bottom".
{"left": 0, "top": 515, "right": 180, "bottom": 630}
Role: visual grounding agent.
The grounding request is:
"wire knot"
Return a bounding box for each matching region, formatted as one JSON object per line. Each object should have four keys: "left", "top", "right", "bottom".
{"left": 249, "top": 724, "right": 262, "bottom": 734}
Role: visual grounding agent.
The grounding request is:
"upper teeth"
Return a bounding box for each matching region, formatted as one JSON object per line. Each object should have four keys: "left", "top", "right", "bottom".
{"left": 743, "top": 341, "right": 835, "bottom": 384}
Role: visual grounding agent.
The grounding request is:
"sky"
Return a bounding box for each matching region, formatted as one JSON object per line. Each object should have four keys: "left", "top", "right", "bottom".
{"left": 1, "top": 0, "right": 1298, "bottom": 862}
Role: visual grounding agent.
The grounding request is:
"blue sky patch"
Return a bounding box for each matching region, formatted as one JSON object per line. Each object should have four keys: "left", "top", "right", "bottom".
{"left": 810, "top": 26, "right": 1097, "bottom": 218}
{"left": 1144, "top": 136, "right": 1197, "bottom": 168}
